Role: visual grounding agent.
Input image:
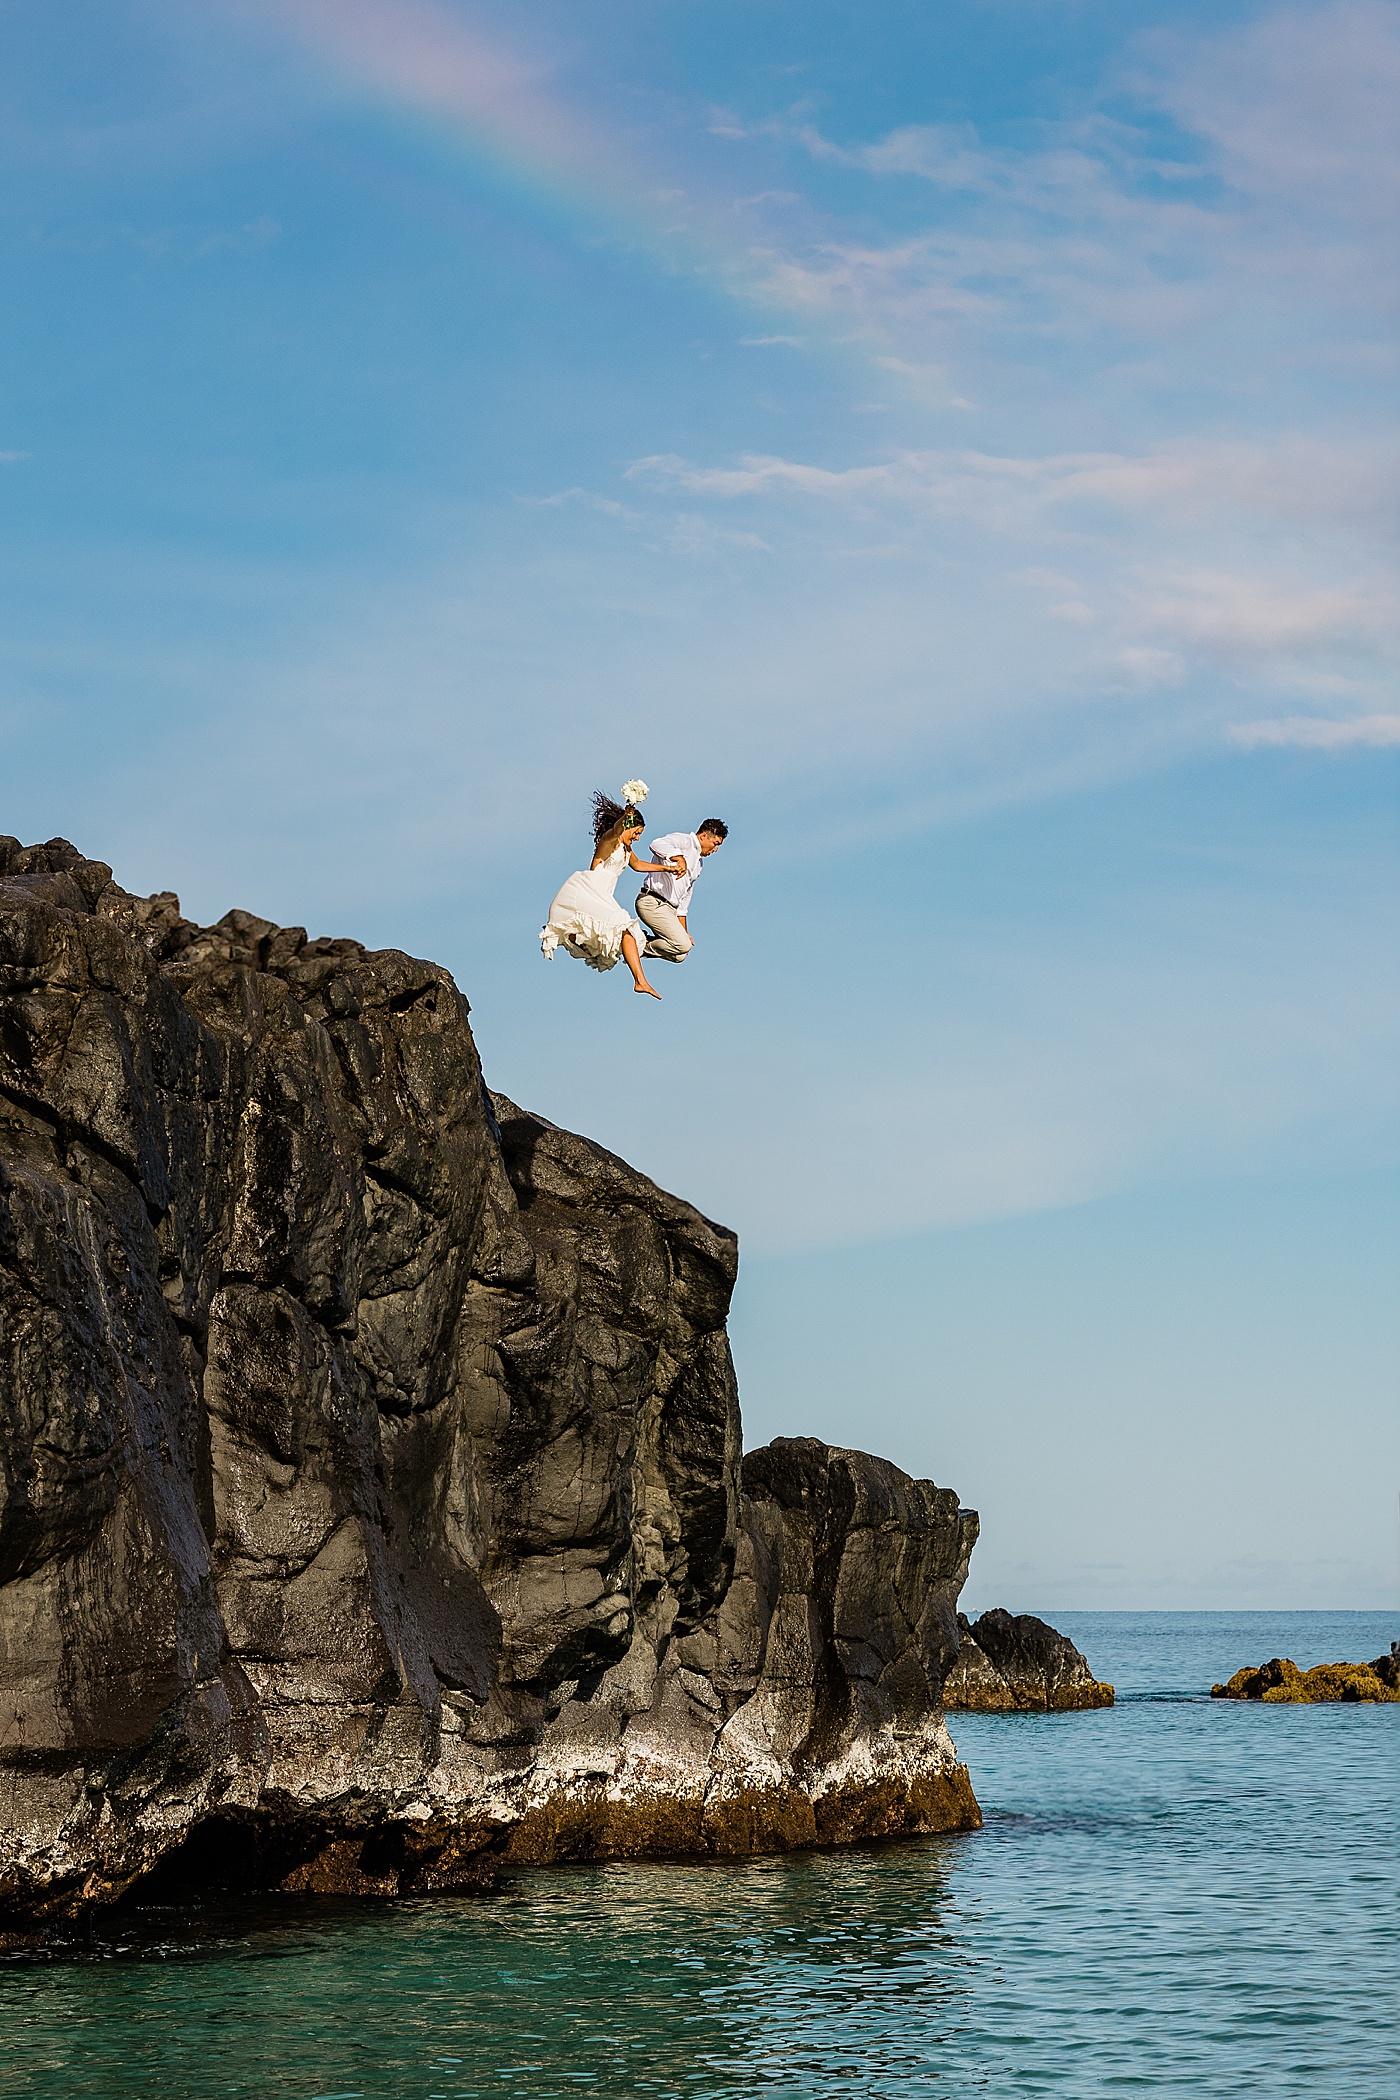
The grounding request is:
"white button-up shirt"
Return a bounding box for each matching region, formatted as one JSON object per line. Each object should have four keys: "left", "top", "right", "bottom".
{"left": 642, "top": 832, "right": 702, "bottom": 915}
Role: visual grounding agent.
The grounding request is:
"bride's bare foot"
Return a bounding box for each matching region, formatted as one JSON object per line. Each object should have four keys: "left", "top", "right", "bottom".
{"left": 634, "top": 979, "right": 662, "bottom": 999}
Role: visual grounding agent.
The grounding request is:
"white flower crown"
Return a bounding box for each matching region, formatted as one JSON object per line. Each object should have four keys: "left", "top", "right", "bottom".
{"left": 622, "top": 778, "right": 649, "bottom": 807}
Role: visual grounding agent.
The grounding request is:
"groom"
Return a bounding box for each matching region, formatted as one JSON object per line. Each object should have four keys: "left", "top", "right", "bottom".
{"left": 635, "top": 817, "right": 728, "bottom": 964}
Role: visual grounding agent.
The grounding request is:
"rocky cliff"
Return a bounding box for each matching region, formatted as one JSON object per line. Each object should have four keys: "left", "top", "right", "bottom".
{"left": 0, "top": 837, "right": 980, "bottom": 1934}
{"left": 942, "top": 1610, "right": 1113, "bottom": 1711}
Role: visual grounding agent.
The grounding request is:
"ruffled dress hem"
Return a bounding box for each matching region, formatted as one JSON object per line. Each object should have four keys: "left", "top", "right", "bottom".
{"left": 540, "top": 911, "right": 642, "bottom": 971}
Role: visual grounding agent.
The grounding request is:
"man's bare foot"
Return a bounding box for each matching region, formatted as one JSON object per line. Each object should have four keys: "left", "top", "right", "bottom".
{"left": 634, "top": 980, "right": 662, "bottom": 999}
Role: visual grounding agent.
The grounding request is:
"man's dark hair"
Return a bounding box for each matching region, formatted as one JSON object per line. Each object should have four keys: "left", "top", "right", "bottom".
{"left": 697, "top": 818, "right": 728, "bottom": 840}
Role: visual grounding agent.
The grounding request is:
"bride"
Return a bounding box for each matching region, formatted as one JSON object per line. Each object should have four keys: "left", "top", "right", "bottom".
{"left": 540, "top": 781, "right": 682, "bottom": 999}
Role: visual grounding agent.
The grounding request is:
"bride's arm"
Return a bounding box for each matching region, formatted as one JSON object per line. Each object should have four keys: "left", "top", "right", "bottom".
{"left": 627, "top": 851, "right": 684, "bottom": 872}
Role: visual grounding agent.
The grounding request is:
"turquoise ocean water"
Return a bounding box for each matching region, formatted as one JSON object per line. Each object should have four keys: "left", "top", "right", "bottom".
{"left": 3, "top": 1612, "right": 1396, "bottom": 2098}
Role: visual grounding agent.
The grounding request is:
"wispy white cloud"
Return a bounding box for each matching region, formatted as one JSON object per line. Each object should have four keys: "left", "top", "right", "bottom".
{"left": 117, "top": 216, "right": 284, "bottom": 263}
{"left": 662, "top": 513, "right": 772, "bottom": 557}
{"left": 626, "top": 437, "right": 1398, "bottom": 535}
{"left": 1107, "top": 645, "right": 1186, "bottom": 691}
{"left": 1230, "top": 713, "right": 1400, "bottom": 749}
{"left": 529, "top": 486, "right": 638, "bottom": 519}
{"left": 194, "top": 214, "right": 281, "bottom": 256}
{"left": 764, "top": 107, "right": 1195, "bottom": 213}
{"left": 1127, "top": 570, "right": 1396, "bottom": 663}
{"left": 1142, "top": 0, "right": 1400, "bottom": 218}
{"left": 620, "top": 432, "right": 1399, "bottom": 712}
{"left": 704, "top": 2, "right": 1400, "bottom": 402}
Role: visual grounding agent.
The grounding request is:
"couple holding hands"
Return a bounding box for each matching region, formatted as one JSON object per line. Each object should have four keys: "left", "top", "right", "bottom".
{"left": 540, "top": 780, "right": 727, "bottom": 1000}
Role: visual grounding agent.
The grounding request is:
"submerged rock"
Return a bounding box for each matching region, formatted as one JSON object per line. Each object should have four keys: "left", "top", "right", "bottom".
{"left": 1210, "top": 1656, "right": 1400, "bottom": 1703}
{"left": 942, "top": 1609, "right": 1114, "bottom": 1711}
{"left": 0, "top": 837, "right": 981, "bottom": 1935}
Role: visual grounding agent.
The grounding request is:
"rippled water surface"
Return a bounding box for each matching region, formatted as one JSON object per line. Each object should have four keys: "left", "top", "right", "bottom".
{"left": 4, "top": 1613, "right": 1397, "bottom": 2098}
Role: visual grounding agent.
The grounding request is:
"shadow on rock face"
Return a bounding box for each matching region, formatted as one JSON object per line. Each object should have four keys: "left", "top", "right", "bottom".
{"left": 126, "top": 1808, "right": 497, "bottom": 1901}
{"left": 0, "top": 837, "right": 982, "bottom": 1937}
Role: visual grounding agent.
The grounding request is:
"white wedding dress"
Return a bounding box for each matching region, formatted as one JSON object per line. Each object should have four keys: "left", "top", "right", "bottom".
{"left": 540, "top": 842, "right": 642, "bottom": 971}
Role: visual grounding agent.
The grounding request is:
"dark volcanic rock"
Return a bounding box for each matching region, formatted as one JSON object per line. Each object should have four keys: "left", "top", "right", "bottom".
{"left": 0, "top": 837, "right": 981, "bottom": 1932}
{"left": 942, "top": 1609, "right": 1113, "bottom": 1711}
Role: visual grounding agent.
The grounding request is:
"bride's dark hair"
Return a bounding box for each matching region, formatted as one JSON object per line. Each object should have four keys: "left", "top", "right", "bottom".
{"left": 592, "top": 792, "right": 643, "bottom": 847}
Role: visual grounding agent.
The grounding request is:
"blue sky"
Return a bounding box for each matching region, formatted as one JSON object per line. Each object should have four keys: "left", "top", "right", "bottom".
{"left": 2, "top": 0, "right": 1396, "bottom": 1605}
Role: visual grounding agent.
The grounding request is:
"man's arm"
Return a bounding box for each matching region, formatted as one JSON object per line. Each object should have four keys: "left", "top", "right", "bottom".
{"left": 649, "top": 833, "right": 690, "bottom": 876}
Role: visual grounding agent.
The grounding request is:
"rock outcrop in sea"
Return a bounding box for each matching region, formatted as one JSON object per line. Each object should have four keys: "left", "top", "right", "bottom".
{"left": 0, "top": 837, "right": 981, "bottom": 1935}
{"left": 1211, "top": 1655, "right": 1400, "bottom": 1703}
{"left": 942, "top": 1609, "right": 1114, "bottom": 1711}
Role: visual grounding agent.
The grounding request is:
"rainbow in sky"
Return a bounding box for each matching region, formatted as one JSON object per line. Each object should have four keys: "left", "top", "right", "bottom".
{"left": 233, "top": 0, "right": 806, "bottom": 318}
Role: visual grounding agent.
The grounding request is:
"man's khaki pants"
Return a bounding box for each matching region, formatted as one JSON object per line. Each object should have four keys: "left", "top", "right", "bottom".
{"left": 635, "top": 890, "right": 693, "bottom": 962}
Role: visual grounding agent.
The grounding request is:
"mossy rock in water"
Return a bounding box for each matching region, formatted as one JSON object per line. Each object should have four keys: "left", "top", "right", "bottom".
{"left": 1210, "top": 1655, "right": 1400, "bottom": 1703}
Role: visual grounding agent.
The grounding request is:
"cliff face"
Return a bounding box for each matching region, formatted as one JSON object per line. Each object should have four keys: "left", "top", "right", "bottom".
{"left": 0, "top": 838, "right": 980, "bottom": 1931}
